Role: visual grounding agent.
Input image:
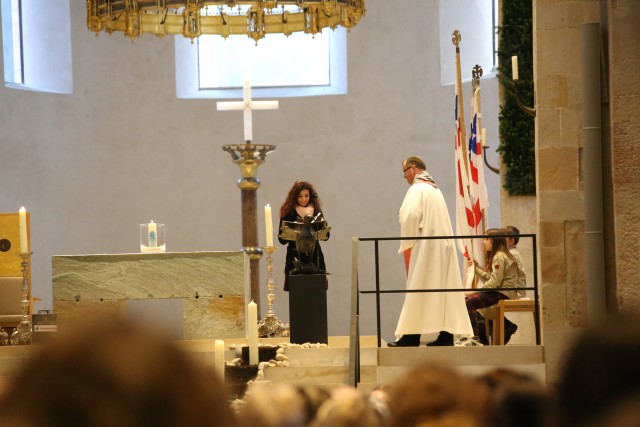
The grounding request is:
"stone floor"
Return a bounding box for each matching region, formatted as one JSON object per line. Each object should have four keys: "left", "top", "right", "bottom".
{"left": 0, "top": 334, "right": 545, "bottom": 396}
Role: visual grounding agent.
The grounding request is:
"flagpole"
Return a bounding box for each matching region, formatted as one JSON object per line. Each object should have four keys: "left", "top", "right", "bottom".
{"left": 452, "top": 30, "right": 469, "bottom": 176}
{"left": 472, "top": 65, "right": 488, "bottom": 232}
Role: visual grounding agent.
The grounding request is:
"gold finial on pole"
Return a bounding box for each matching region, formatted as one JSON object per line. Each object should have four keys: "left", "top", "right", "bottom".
{"left": 453, "top": 30, "right": 469, "bottom": 176}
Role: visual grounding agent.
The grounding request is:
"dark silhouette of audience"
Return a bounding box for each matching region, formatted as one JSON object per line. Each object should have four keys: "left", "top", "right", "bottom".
{"left": 0, "top": 319, "right": 237, "bottom": 427}
{"left": 386, "top": 362, "right": 496, "bottom": 427}
{"left": 2, "top": 314, "right": 640, "bottom": 427}
{"left": 478, "top": 367, "right": 555, "bottom": 427}
{"left": 556, "top": 314, "right": 640, "bottom": 427}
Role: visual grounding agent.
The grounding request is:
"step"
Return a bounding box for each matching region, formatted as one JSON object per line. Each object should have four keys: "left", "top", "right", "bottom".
{"left": 176, "top": 336, "right": 380, "bottom": 366}
{"left": 0, "top": 338, "right": 546, "bottom": 388}
{"left": 263, "top": 365, "right": 378, "bottom": 385}
{"left": 376, "top": 345, "right": 546, "bottom": 384}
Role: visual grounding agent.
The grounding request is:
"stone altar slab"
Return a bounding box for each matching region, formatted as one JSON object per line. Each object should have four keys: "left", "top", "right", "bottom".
{"left": 52, "top": 251, "right": 249, "bottom": 340}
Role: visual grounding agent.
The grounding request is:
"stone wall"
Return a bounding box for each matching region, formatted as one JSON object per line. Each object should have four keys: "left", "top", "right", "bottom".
{"left": 609, "top": 1, "right": 640, "bottom": 312}
{"left": 523, "top": 0, "right": 640, "bottom": 382}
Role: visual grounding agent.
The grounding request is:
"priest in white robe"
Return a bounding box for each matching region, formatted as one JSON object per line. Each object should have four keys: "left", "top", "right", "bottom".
{"left": 388, "top": 156, "right": 474, "bottom": 347}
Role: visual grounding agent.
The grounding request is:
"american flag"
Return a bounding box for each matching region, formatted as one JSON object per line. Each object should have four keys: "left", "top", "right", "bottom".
{"left": 467, "top": 87, "right": 489, "bottom": 267}
{"left": 455, "top": 83, "right": 488, "bottom": 290}
{"left": 454, "top": 81, "right": 477, "bottom": 264}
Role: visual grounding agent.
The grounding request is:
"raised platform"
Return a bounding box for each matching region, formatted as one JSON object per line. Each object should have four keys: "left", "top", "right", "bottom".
{"left": 0, "top": 335, "right": 546, "bottom": 391}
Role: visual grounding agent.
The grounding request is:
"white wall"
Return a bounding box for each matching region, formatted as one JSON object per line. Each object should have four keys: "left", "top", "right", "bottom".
{"left": 0, "top": 1, "right": 501, "bottom": 343}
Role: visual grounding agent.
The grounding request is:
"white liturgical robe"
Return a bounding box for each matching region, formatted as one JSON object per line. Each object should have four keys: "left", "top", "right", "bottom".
{"left": 395, "top": 181, "right": 474, "bottom": 338}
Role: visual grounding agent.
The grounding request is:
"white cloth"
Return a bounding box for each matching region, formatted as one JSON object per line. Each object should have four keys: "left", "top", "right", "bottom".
{"left": 295, "top": 204, "right": 314, "bottom": 218}
{"left": 395, "top": 181, "right": 474, "bottom": 338}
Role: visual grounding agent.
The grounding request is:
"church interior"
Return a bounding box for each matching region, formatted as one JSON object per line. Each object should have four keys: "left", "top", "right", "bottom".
{"left": 0, "top": 1, "right": 639, "bottom": 423}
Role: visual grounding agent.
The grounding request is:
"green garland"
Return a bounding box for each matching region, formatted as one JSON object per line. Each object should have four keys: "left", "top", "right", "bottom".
{"left": 497, "top": 0, "right": 536, "bottom": 195}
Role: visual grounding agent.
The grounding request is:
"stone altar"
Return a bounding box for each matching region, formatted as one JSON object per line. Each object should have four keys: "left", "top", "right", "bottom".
{"left": 52, "top": 251, "right": 249, "bottom": 340}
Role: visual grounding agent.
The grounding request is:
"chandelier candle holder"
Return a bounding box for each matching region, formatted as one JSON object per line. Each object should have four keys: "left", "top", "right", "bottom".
{"left": 258, "top": 246, "right": 288, "bottom": 337}
{"left": 87, "top": 1, "right": 366, "bottom": 43}
{"left": 11, "top": 253, "right": 33, "bottom": 345}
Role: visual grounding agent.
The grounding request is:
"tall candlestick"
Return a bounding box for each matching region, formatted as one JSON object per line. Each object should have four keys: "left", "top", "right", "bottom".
{"left": 511, "top": 56, "right": 519, "bottom": 81}
{"left": 19, "top": 207, "right": 28, "bottom": 254}
{"left": 248, "top": 300, "right": 259, "bottom": 365}
{"left": 215, "top": 339, "right": 225, "bottom": 381}
{"left": 265, "top": 204, "right": 273, "bottom": 247}
{"left": 482, "top": 128, "right": 487, "bottom": 147}
{"left": 148, "top": 220, "right": 157, "bottom": 248}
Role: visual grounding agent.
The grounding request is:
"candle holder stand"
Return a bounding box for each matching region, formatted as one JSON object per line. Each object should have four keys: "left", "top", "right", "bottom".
{"left": 510, "top": 79, "right": 537, "bottom": 117}
{"left": 10, "top": 253, "right": 33, "bottom": 345}
{"left": 258, "top": 246, "right": 288, "bottom": 337}
{"left": 223, "top": 143, "right": 276, "bottom": 307}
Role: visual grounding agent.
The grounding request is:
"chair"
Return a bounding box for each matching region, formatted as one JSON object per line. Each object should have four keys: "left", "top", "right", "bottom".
{"left": 0, "top": 277, "right": 25, "bottom": 329}
{"left": 492, "top": 298, "right": 537, "bottom": 345}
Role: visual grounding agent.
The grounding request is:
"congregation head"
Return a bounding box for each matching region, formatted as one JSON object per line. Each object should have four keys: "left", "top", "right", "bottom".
{"left": 0, "top": 319, "right": 236, "bottom": 427}
{"left": 556, "top": 314, "right": 640, "bottom": 427}
{"left": 386, "top": 362, "right": 494, "bottom": 427}
{"left": 237, "top": 382, "right": 330, "bottom": 427}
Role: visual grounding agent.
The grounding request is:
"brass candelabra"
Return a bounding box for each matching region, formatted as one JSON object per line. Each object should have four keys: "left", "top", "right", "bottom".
{"left": 258, "top": 246, "right": 288, "bottom": 337}
{"left": 10, "top": 253, "right": 32, "bottom": 345}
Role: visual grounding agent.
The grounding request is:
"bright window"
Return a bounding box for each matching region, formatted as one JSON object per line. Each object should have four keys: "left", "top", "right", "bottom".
{"left": 1, "top": 0, "right": 72, "bottom": 93}
{"left": 176, "top": 27, "right": 347, "bottom": 99}
{"left": 439, "top": 0, "right": 496, "bottom": 85}
{"left": 1, "top": 0, "right": 23, "bottom": 84}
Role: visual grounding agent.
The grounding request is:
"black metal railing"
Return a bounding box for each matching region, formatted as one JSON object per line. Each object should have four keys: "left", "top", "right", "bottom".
{"left": 348, "top": 233, "right": 540, "bottom": 386}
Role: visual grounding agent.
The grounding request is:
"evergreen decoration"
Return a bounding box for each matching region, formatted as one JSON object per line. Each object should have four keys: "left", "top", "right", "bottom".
{"left": 497, "top": 0, "right": 536, "bottom": 195}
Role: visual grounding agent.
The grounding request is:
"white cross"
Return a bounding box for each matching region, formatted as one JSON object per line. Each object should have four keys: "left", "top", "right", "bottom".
{"left": 216, "top": 77, "right": 279, "bottom": 142}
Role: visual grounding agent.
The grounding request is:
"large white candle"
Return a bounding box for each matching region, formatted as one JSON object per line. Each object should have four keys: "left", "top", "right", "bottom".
{"left": 248, "top": 300, "right": 259, "bottom": 365}
{"left": 148, "top": 220, "right": 157, "bottom": 248}
{"left": 265, "top": 204, "right": 273, "bottom": 247}
{"left": 243, "top": 76, "right": 251, "bottom": 102}
{"left": 511, "top": 55, "right": 519, "bottom": 81}
{"left": 482, "top": 128, "right": 487, "bottom": 148}
{"left": 19, "top": 207, "right": 28, "bottom": 254}
{"left": 215, "top": 339, "right": 225, "bottom": 381}
{"left": 243, "top": 76, "right": 252, "bottom": 142}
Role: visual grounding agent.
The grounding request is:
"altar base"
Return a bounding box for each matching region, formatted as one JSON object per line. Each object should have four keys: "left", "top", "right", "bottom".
{"left": 288, "top": 274, "right": 328, "bottom": 345}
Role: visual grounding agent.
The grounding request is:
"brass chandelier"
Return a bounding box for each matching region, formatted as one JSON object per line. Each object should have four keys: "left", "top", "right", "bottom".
{"left": 87, "top": 0, "right": 366, "bottom": 43}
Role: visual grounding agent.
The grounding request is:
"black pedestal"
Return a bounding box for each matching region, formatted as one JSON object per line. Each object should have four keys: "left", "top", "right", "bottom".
{"left": 288, "top": 274, "right": 328, "bottom": 344}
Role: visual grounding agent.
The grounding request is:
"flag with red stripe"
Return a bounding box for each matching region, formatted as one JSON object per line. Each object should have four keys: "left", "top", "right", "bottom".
{"left": 454, "top": 81, "right": 477, "bottom": 268}
{"left": 467, "top": 87, "right": 489, "bottom": 269}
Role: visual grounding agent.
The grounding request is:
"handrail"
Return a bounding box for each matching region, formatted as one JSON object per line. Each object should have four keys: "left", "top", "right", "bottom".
{"left": 348, "top": 233, "right": 540, "bottom": 387}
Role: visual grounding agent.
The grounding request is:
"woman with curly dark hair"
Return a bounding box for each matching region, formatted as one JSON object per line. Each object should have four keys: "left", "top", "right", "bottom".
{"left": 278, "top": 181, "right": 329, "bottom": 291}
